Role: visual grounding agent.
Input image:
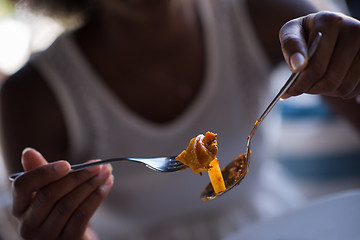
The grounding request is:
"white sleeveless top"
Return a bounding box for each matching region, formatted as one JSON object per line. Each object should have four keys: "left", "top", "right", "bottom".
{"left": 32, "top": 0, "right": 271, "bottom": 239}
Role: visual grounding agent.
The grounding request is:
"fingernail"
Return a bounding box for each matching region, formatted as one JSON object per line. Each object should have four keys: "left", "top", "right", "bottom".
{"left": 54, "top": 161, "right": 70, "bottom": 173}
{"left": 100, "top": 175, "right": 114, "bottom": 192}
{"left": 280, "top": 93, "right": 291, "bottom": 100}
{"left": 22, "top": 147, "right": 34, "bottom": 155}
{"left": 105, "top": 164, "right": 113, "bottom": 172}
{"left": 99, "top": 165, "right": 111, "bottom": 178}
{"left": 107, "top": 174, "right": 114, "bottom": 184}
{"left": 290, "top": 52, "right": 305, "bottom": 72}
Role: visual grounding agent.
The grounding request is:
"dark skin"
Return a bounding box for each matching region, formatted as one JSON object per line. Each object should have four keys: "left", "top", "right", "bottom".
{"left": 1, "top": 0, "right": 360, "bottom": 239}
{"left": 0, "top": 64, "right": 68, "bottom": 172}
{"left": 0, "top": 0, "right": 319, "bottom": 173}
{"left": 76, "top": 1, "right": 205, "bottom": 123}
{"left": 280, "top": 11, "right": 360, "bottom": 131}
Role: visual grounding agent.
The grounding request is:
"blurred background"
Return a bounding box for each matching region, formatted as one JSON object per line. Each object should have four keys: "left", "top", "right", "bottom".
{"left": 0, "top": 0, "right": 359, "bottom": 239}
{"left": 253, "top": 0, "right": 360, "bottom": 218}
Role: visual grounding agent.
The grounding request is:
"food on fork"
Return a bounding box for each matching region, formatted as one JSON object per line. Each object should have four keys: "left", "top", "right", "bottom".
{"left": 176, "top": 132, "right": 226, "bottom": 193}
{"left": 176, "top": 132, "right": 218, "bottom": 173}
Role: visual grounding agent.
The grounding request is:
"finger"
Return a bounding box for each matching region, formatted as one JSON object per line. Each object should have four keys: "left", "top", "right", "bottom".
{"left": 311, "top": 51, "right": 360, "bottom": 99}
{"left": 19, "top": 165, "right": 102, "bottom": 239}
{"left": 286, "top": 12, "right": 342, "bottom": 96}
{"left": 21, "top": 148, "right": 48, "bottom": 171}
{"left": 339, "top": 51, "right": 360, "bottom": 99}
{"left": 61, "top": 175, "right": 113, "bottom": 240}
{"left": 37, "top": 165, "right": 113, "bottom": 240}
{"left": 12, "top": 160, "right": 71, "bottom": 217}
{"left": 279, "top": 17, "right": 308, "bottom": 72}
{"left": 309, "top": 18, "right": 360, "bottom": 97}
{"left": 309, "top": 26, "right": 360, "bottom": 98}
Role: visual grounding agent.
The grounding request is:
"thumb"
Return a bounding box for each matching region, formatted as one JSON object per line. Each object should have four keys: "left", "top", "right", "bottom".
{"left": 279, "top": 17, "right": 308, "bottom": 72}
{"left": 21, "top": 148, "right": 48, "bottom": 171}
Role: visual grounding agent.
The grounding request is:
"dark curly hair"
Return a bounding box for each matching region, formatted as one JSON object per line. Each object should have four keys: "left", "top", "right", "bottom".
{"left": 14, "top": 0, "right": 96, "bottom": 20}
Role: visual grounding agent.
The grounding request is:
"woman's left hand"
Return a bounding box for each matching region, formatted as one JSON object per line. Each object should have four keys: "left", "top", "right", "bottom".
{"left": 279, "top": 11, "right": 360, "bottom": 100}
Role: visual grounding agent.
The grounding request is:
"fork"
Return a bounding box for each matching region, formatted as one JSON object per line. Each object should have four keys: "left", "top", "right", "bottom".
{"left": 9, "top": 156, "right": 186, "bottom": 181}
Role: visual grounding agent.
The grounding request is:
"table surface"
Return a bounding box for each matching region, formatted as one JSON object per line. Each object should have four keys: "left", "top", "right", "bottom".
{"left": 226, "top": 190, "right": 360, "bottom": 240}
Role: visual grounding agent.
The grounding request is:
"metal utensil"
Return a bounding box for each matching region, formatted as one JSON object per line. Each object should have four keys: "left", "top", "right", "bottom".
{"left": 201, "top": 32, "right": 322, "bottom": 201}
{"left": 9, "top": 156, "right": 186, "bottom": 181}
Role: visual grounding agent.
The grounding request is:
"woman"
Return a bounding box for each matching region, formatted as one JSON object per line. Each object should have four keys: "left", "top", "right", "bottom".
{"left": 1, "top": 0, "right": 360, "bottom": 239}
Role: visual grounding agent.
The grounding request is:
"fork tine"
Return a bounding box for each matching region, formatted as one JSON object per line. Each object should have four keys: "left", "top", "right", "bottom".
{"left": 165, "top": 158, "right": 185, "bottom": 171}
{"left": 166, "top": 164, "right": 185, "bottom": 171}
{"left": 168, "top": 160, "right": 183, "bottom": 166}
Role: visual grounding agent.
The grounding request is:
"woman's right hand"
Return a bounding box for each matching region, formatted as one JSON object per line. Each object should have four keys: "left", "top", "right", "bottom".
{"left": 11, "top": 148, "right": 113, "bottom": 240}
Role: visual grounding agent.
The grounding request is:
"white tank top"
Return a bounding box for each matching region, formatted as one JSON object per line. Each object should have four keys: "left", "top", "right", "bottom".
{"left": 32, "top": 0, "right": 271, "bottom": 239}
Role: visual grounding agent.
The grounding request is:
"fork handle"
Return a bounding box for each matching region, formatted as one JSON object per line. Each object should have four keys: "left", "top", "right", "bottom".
{"left": 8, "top": 158, "right": 129, "bottom": 181}
{"left": 70, "top": 158, "right": 123, "bottom": 171}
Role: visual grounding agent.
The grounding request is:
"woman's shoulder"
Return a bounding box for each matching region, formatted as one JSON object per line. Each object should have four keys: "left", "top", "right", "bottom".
{"left": 0, "top": 63, "right": 68, "bottom": 167}
{"left": 1, "top": 62, "right": 50, "bottom": 108}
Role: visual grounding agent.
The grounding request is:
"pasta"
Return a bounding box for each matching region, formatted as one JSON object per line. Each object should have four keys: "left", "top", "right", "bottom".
{"left": 176, "top": 132, "right": 226, "bottom": 193}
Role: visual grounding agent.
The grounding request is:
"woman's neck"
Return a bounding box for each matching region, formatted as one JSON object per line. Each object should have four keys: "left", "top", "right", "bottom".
{"left": 100, "top": 0, "right": 195, "bottom": 48}
{"left": 73, "top": 0, "right": 205, "bottom": 123}
{"left": 99, "top": 0, "right": 174, "bottom": 23}
{"left": 77, "top": 0, "right": 199, "bottom": 61}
